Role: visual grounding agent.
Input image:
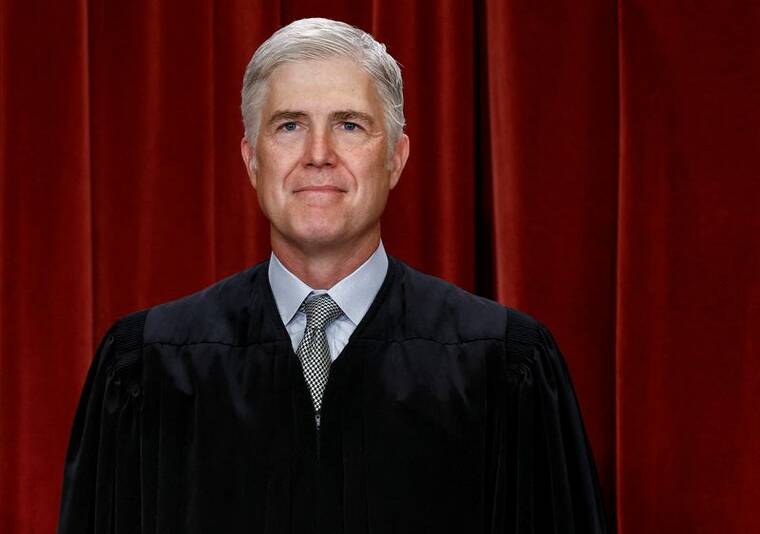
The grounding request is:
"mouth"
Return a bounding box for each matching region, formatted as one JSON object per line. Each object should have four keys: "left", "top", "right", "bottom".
{"left": 293, "top": 185, "right": 346, "bottom": 194}
{"left": 292, "top": 185, "right": 347, "bottom": 206}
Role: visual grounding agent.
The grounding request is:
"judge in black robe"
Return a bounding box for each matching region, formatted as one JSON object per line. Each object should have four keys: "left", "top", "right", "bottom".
{"left": 58, "top": 17, "right": 607, "bottom": 534}
{"left": 58, "top": 256, "right": 607, "bottom": 533}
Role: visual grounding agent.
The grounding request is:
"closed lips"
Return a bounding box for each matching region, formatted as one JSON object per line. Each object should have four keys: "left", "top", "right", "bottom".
{"left": 294, "top": 185, "right": 345, "bottom": 192}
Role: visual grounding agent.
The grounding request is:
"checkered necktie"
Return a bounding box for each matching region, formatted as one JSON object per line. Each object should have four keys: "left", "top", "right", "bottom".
{"left": 297, "top": 294, "right": 342, "bottom": 413}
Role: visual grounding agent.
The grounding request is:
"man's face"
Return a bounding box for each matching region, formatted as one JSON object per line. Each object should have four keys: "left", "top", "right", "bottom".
{"left": 241, "top": 57, "right": 409, "bottom": 253}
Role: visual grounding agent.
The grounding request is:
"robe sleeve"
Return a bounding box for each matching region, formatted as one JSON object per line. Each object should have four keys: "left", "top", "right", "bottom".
{"left": 58, "top": 311, "right": 147, "bottom": 534}
{"left": 487, "top": 311, "right": 608, "bottom": 533}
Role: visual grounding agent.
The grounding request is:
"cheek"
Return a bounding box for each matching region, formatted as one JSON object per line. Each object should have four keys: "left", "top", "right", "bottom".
{"left": 257, "top": 146, "right": 302, "bottom": 191}
{"left": 339, "top": 142, "right": 388, "bottom": 179}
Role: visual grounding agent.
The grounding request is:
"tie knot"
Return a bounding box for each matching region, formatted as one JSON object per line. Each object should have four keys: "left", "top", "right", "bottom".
{"left": 302, "top": 294, "right": 342, "bottom": 330}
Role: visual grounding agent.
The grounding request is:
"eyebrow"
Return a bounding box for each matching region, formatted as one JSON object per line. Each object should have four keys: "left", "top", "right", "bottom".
{"left": 331, "top": 110, "right": 375, "bottom": 126}
{"left": 267, "top": 110, "right": 308, "bottom": 126}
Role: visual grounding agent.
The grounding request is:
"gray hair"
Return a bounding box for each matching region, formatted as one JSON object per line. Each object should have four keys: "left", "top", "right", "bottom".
{"left": 241, "top": 18, "right": 405, "bottom": 149}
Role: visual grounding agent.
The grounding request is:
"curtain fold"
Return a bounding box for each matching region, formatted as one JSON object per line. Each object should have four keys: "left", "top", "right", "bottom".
{"left": 617, "top": 2, "right": 760, "bottom": 532}
{"left": 482, "top": 0, "right": 619, "bottom": 509}
{"left": 1, "top": 1, "right": 757, "bottom": 533}
{"left": 1, "top": 2, "right": 93, "bottom": 533}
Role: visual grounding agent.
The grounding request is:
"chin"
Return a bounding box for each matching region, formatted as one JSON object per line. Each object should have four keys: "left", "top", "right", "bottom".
{"left": 289, "top": 220, "right": 349, "bottom": 248}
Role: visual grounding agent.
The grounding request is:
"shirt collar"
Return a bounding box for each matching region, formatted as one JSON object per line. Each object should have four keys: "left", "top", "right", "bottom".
{"left": 268, "top": 241, "right": 388, "bottom": 327}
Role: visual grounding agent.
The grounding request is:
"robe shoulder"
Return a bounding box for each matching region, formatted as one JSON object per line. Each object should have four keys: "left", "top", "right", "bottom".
{"left": 392, "top": 260, "right": 549, "bottom": 348}
{"left": 142, "top": 262, "right": 268, "bottom": 346}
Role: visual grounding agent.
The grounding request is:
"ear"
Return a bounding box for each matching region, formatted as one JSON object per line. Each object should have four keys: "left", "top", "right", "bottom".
{"left": 388, "top": 133, "right": 410, "bottom": 190}
{"left": 240, "top": 136, "right": 258, "bottom": 189}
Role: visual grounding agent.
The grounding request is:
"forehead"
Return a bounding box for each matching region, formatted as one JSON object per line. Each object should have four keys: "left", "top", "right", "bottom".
{"left": 262, "top": 57, "right": 381, "bottom": 115}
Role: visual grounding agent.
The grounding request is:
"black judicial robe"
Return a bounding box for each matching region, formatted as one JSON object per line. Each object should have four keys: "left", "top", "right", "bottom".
{"left": 58, "top": 257, "right": 608, "bottom": 533}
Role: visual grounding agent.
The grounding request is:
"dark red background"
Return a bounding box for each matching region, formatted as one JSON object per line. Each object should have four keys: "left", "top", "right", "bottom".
{"left": 1, "top": 1, "right": 758, "bottom": 533}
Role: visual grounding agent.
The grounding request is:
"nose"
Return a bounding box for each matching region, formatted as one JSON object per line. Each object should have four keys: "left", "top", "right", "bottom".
{"left": 303, "top": 127, "right": 337, "bottom": 168}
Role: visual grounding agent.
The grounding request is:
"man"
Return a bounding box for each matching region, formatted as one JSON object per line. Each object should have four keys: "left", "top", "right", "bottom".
{"left": 58, "top": 18, "right": 607, "bottom": 534}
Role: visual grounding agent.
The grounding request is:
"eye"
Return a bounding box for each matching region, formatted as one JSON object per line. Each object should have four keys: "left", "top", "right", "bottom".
{"left": 279, "top": 121, "right": 298, "bottom": 132}
{"left": 341, "top": 121, "right": 361, "bottom": 131}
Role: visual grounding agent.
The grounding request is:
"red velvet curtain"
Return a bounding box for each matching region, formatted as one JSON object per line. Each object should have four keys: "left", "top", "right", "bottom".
{"left": 1, "top": 1, "right": 758, "bottom": 532}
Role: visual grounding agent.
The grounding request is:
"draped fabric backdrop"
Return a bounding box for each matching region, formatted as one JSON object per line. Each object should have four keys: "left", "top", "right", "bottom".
{"left": 1, "top": 1, "right": 758, "bottom": 533}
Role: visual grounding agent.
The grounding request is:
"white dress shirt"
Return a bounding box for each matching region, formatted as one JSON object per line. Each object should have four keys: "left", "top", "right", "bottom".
{"left": 267, "top": 242, "right": 388, "bottom": 360}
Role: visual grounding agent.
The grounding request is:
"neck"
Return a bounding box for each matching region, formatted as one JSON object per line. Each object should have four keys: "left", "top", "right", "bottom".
{"left": 271, "top": 228, "right": 381, "bottom": 289}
